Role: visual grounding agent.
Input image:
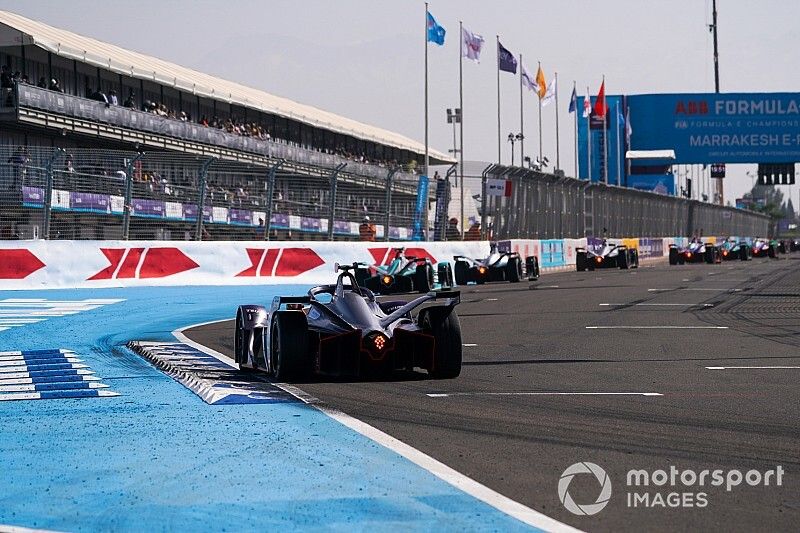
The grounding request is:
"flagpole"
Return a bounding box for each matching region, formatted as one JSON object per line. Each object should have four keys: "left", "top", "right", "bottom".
{"left": 519, "top": 53, "right": 524, "bottom": 166}
{"left": 573, "top": 80, "right": 578, "bottom": 178}
{"left": 586, "top": 86, "right": 592, "bottom": 183}
{"left": 459, "top": 21, "right": 465, "bottom": 239}
{"left": 615, "top": 100, "right": 621, "bottom": 186}
{"left": 602, "top": 75, "right": 608, "bottom": 184}
{"left": 424, "top": 2, "right": 429, "bottom": 179}
{"left": 537, "top": 61, "right": 543, "bottom": 165}
{"left": 496, "top": 35, "right": 501, "bottom": 164}
{"left": 554, "top": 72, "right": 560, "bottom": 171}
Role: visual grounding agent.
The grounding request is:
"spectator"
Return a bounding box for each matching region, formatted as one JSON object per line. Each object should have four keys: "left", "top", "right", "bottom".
{"left": 0, "top": 66, "right": 12, "bottom": 89}
{"left": 359, "top": 216, "right": 376, "bottom": 242}
{"left": 123, "top": 91, "right": 136, "bottom": 109}
{"left": 90, "top": 88, "right": 109, "bottom": 107}
{"left": 37, "top": 77, "right": 47, "bottom": 89}
{"left": 445, "top": 217, "right": 460, "bottom": 241}
{"left": 108, "top": 89, "right": 118, "bottom": 106}
{"left": 465, "top": 221, "right": 482, "bottom": 241}
{"left": 48, "top": 78, "right": 63, "bottom": 92}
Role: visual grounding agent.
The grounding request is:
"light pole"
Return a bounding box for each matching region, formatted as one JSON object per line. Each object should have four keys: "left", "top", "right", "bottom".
{"left": 446, "top": 108, "right": 462, "bottom": 165}
{"left": 507, "top": 132, "right": 523, "bottom": 166}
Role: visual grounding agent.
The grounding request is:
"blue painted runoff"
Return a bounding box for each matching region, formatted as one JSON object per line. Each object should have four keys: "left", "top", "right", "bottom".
{"left": 0, "top": 285, "right": 537, "bottom": 532}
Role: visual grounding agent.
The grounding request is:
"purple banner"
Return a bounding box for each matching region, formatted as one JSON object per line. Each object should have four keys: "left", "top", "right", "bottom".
{"left": 270, "top": 213, "right": 288, "bottom": 227}
{"left": 638, "top": 238, "right": 664, "bottom": 259}
{"left": 229, "top": 208, "right": 252, "bottom": 225}
{"left": 22, "top": 186, "right": 44, "bottom": 205}
{"left": 132, "top": 198, "right": 165, "bottom": 217}
{"left": 72, "top": 192, "right": 110, "bottom": 212}
{"left": 333, "top": 220, "right": 351, "bottom": 234}
{"left": 301, "top": 217, "right": 321, "bottom": 231}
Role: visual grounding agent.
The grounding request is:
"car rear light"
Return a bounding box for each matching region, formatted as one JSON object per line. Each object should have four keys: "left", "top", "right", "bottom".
{"left": 596, "top": 257, "right": 603, "bottom": 263}
{"left": 686, "top": 252, "right": 692, "bottom": 258}
{"left": 381, "top": 275, "right": 393, "bottom": 286}
{"left": 478, "top": 266, "right": 488, "bottom": 274}
{"left": 723, "top": 250, "right": 728, "bottom": 256}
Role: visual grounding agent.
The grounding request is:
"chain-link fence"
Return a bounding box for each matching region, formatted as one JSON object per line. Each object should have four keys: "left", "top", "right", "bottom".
{"left": 480, "top": 165, "right": 771, "bottom": 239}
{"left": 0, "top": 146, "right": 423, "bottom": 241}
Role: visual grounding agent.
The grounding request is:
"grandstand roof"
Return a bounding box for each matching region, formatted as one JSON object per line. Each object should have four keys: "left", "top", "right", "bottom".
{"left": 0, "top": 10, "right": 454, "bottom": 164}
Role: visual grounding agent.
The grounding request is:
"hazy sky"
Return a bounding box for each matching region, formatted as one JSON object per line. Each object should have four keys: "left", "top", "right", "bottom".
{"left": 4, "top": 0, "right": 800, "bottom": 203}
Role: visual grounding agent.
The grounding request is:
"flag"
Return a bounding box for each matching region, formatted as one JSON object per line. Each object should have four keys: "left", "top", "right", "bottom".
{"left": 625, "top": 105, "right": 632, "bottom": 143}
{"left": 427, "top": 11, "right": 446, "bottom": 45}
{"left": 497, "top": 41, "right": 517, "bottom": 73}
{"left": 582, "top": 93, "right": 591, "bottom": 118}
{"left": 593, "top": 80, "right": 607, "bottom": 117}
{"left": 617, "top": 107, "right": 625, "bottom": 126}
{"left": 542, "top": 77, "right": 557, "bottom": 107}
{"left": 568, "top": 85, "right": 577, "bottom": 113}
{"left": 461, "top": 26, "right": 484, "bottom": 62}
{"left": 521, "top": 63, "right": 536, "bottom": 92}
{"left": 535, "top": 66, "right": 547, "bottom": 98}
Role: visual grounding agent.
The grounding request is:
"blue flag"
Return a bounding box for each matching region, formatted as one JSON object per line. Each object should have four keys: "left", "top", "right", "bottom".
{"left": 427, "top": 12, "right": 446, "bottom": 45}
{"left": 568, "top": 86, "right": 577, "bottom": 113}
{"left": 497, "top": 41, "right": 517, "bottom": 73}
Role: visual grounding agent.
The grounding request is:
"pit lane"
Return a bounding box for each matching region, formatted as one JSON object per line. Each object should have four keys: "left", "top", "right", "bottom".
{"left": 185, "top": 257, "right": 800, "bottom": 531}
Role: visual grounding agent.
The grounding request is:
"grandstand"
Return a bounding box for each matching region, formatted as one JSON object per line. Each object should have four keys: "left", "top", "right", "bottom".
{"left": 0, "top": 10, "right": 453, "bottom": 240}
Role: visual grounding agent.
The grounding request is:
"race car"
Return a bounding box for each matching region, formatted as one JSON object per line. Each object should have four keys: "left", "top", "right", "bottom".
{"left": 669, "top": 239, "right": 720, "bottom": 264}
{"left": 719, "top": 238, "right": 749, "bottom": 261}
{"left": 790, "top": 239, "right": 800, "bottom": 252}
{"left": 576, "top": 239, "right": 639, "bottom": 271}
{"left": 750, "top": 239, "right": 776, "bottom": 258}
{"left": 453, "top": 243, "right": 539, "bottom": 285}
{"left": 353, "top": 247, "right": 453, "bottom": 295}
{"left": 234, "top": 263, "right": 463, "bottom": 380}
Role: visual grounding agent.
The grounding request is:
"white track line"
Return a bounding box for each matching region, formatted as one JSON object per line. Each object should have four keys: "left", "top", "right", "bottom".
{"left": 462, "top": 343, "right": 477, "bottom": 347}
{"left": 648, "top": 288, "right": 742, "bottom": 292}
{"left": 706, "top": 366, "right": 800, "bottom": 370}
{"left": 171, "top": 320, "right": 579, "bottom": 532}
{"left": 599, "top": 303, "right": 714, "bottom": 307}
{"left": 586, "top": 326, "right": 728, "bottom": 329}
{"left": 427, "top": 392, "right": 663, "bottom": 398}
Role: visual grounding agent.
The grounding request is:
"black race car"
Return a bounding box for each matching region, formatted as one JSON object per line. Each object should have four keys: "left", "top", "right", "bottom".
{"left": 750, "top": 239, "right": 776, "bottom": 258}
{"left": 234, "top": 263, "right": 462, "bottom": 380}
{"left": 576, "top": 240, "right": 639, "bottom": 271}
{"left": 719, "top": 238, "right": 749, "bottom": 261}
{"left": 668, "top": 239, "right": 721, "bottom": 264}
{"left": 353, "top": 247, "right": 452, "bottom": 295}
{"left": 453, "top": 244, "right": 539, "bottom": 285}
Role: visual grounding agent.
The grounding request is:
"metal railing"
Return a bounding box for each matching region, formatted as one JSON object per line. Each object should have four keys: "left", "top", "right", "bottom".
{"left": 0, "top": 146, "right": 421, "bottom": 241}
{"left": 481, "top": 165, "right": 771, "bottom": 239}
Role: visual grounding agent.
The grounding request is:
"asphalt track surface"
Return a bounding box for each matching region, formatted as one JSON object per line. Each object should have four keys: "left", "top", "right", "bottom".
{"left": 188, "top": 257, "right": 800, "bottom": 532}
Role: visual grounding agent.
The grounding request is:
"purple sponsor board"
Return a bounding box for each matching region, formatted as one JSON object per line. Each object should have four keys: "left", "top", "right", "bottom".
{"left": 301, "top": 217, "right": 321, "bottom": 231}
{"left": 183, "top": 203, "right": 199, "bottom": 221}
{"left": 72, "top": 192, "right": 110, "bottom": 212}
{"left": 389, "top": 227, "right": 401, "bottom": 239}
{"left": 333, "top": 220, "right": 351, "bottom": 234}
{"left": 638, "top": 238, "right": 664, "bottom": 259}
{"left": 270, "top": 213, "right": 289, "bottom": 227}
{"left": 230, "top": 208, "right": 254, "bottom": 225}
{"left": 22, "top": 186, "right": 44, "bottom": 205}
{"left": 586, "top": 237, "right": 605, "bottom": 253}
{"left": 132, "top": 198, "right": 165, "bottom": 217}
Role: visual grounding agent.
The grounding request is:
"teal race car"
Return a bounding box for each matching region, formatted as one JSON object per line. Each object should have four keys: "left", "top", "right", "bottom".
{"left": 719, "top": 238, "right": 749, "bottom": 261}
{"left": 354, "top": 247, "right": 454, "bottom": 295}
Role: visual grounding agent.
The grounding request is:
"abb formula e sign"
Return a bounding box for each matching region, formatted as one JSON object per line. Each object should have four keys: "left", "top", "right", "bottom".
{"left": 0, "top": 240, "right": 488, "bottom": 290}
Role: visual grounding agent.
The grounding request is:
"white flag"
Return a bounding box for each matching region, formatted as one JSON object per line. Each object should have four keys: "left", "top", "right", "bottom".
{"left": 541, "top": 77, "right": 557, "bottom": 107}
{"left": 461, "top": 26, "right": 484, "bottom": 62}
{"left": 582, "top": 93, "right": 591, "bottom": 118}
{"left": 521, "top": 63, "right": 536, "bottom": 92}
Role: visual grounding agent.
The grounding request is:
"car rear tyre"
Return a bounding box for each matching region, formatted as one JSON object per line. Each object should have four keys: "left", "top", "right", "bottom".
{"left": 739, "top": 246, "right": 749, "bottom": 261}
{"left": 668, "top": 247, "right": 679, "bottom": 265}
{"left": 454, "top": 260, "right": 470, "bottom": 285}
{"left": 506, "top": 256, "right": 521, "bottom": 282}
{"left": 415, "top": 264, "right": 433, "bottom": 293}
{"left": 437, "top": 263, "right": 453, "bottom": 288}
{"left": 617, "top": 247, "right": 630, "bottom": 269}
{"left": 420, "top": 307, "right": 462, "bottom": 379}
{"left": 270, "top": 312, "right": 309, "bottom": 381}
{"left": 576, "top": 251, "right": 588, "bottom": 271}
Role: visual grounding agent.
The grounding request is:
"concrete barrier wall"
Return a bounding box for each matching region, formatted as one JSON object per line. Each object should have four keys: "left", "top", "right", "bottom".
{"left": 0, "top": 240, "right": 489, "bottom": 290}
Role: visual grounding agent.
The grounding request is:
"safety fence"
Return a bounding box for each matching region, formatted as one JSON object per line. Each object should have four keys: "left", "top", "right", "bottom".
{"left": 0, "top": 146, "right": 422, "bottom": 241}
{"left": 481, "top": 165, "right": 771, "bottom": 240}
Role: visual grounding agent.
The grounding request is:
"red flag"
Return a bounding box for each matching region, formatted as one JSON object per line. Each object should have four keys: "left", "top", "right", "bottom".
{"left": 593, "top": 81, "right": 607, "bottom": 117}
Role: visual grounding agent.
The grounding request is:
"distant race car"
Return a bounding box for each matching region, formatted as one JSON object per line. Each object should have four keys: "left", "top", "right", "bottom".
{"left": 234, "top": 263, "right": 463, "bottom": 380}
{"left": 453, "top": 244, "right": 539, "bottom": 285}
{"left": 719, "top": 239, "right": 749, "bottom": 261}
{"left": 668, "top": 239, "right": 720, "bottom": 265}
{"left": 750, "top": 239, "right": 776, "bottom": 258}
{"left": 576, "top": 239, "right": 639, "bottom": 271}
{"left": 790, "top": 239, "right": 800, "bottom": 252}
{"left": 353, "top": 247, "right": 453, "bottom": 295}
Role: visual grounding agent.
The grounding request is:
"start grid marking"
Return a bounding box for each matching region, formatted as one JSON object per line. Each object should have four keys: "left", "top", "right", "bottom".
{"left": 0, "top": 349, "right": 118, "bottom": 401}
{"left": 0, "top": 299, "right": 125, "bottom": 332}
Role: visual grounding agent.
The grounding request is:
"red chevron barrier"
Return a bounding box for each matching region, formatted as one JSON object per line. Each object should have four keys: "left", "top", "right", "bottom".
{"left": 236, "top": 248, "right": 324, "bottom": 277}
{"left": 0, "top": 249, "right": 46, "bottom": 279}
{"left": 88, "top": 247, "right": 199, "bottom": 280}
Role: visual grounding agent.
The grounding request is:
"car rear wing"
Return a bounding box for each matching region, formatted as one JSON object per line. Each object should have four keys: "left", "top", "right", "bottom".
{"left": 379, "top": 289, "right": 460, "bottom": 328}
{"left": 270, "top": 295, "right": 312, "bottom": 312}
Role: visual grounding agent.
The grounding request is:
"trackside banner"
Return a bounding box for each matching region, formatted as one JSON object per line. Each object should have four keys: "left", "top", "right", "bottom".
{"left": 0, "top": 240, "right": 490, "bottom": 290}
